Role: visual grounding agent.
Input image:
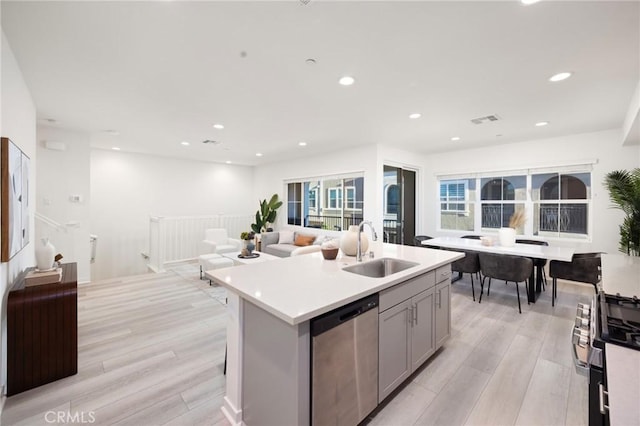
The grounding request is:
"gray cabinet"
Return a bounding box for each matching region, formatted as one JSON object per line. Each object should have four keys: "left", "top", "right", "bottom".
{"left": 435, "top": 280, "right": 450, "bottom": 349}
{"left": 378, "top": 272, "right": 436, "bottom": 402}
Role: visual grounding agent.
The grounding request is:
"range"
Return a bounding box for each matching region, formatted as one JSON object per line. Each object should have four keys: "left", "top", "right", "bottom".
{"left": 573, "top": 254, "right": 640, "bottom": 426}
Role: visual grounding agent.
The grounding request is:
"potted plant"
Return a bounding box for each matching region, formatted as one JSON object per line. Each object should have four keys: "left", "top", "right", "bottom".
{"left": 604, "top": 168, "right": 640, "bottom": 256}
{"left": 251, "top": 194, "right": 283, "bottom": 234}
{"left": 240, "top": 231, "right": 256, "bottom": 256}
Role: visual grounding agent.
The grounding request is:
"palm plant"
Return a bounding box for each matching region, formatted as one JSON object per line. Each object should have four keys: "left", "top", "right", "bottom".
{"left": 251, "top": 194, "right": 283, "bottom": 233}
{"left": 604, "top": 168, "right": 640, "bottom": 256}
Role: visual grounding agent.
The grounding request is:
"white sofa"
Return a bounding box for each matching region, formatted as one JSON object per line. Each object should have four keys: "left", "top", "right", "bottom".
{"left": 202, "top": 228, "right": 242, "bottom": 254}
{"left": 261, "top": 230, "right": 333, "bottom": 258}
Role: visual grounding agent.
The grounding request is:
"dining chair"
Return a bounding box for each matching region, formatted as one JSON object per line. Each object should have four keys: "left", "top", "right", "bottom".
{"left": 515, "top": 239, "right": 549, "bottom": 291}
{"left": 461, "top": 235, "right": 482, "bottom": 240}
{"left": 413, "top": 235, "right": 433, "bottom": 247}
{"left": 478, "top": 252, "right": 533, "bottom": 313}
{"left": 450, "top": 250, "right": 481, "bottom": 301}
{"left": 548, "top": 252, "right": 602, "bottom": 306}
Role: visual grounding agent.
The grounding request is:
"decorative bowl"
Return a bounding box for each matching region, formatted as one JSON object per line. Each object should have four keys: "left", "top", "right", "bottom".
{"left": 321, "top": 247, "right": 339, "bottom": 260}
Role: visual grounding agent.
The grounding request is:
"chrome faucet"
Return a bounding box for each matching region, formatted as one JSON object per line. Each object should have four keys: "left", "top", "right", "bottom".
{"left": 357, "top": 220, "right": 378, "bottom": 262}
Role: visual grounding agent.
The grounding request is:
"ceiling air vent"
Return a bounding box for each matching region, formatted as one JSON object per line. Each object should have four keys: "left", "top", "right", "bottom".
{"left": 471, "top": 114, "right": 501, "bottom": 125}
{"left": 202, "top": 140, "right": 222, "bottom": 146}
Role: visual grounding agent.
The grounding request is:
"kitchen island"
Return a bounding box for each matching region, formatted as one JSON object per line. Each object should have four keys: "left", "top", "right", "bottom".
{"left": 206, "top": 241, "right": 462, "bottom": 426}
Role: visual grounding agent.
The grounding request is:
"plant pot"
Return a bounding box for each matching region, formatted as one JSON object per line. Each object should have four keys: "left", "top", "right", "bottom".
{"left": 498, "top": 227, "right": 516, "bottom": 247}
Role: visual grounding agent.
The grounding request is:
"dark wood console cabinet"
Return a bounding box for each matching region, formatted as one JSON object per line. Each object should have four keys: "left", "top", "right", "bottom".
{"left": 7, "top": 262, "right": 78, "bottom": 396}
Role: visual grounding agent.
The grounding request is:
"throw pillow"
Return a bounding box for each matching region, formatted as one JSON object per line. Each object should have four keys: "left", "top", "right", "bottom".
{"left": 294, "top": 234, "right": 316, "bottom": 247}
{"left": 278, "top": 231, "right": 294, "bottom": 244}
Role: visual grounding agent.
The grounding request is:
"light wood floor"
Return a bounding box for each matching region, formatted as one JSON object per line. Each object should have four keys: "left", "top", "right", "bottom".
{"left": 2, "top": 263, "right": 592, "bottom": 426}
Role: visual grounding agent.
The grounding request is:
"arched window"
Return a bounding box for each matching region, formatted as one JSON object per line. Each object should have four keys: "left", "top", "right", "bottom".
{"left": 481, "top": 178, "right": 515, "bottom": 200}
{"left": 480, "top": 177, "right": 521, "bottom": 228}
{"left": 540, "top": 175, "right": 587, "bottom": 200}
{"left": 386, "top": 184, "right": 400, "bottom": 215}
{"left": 538, "top": 174, "right": 588, "bottom": 235}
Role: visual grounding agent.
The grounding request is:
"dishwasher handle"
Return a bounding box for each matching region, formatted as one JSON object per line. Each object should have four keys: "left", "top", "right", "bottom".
{"left": 311, "top": 294, "right": 379, "bottom": 337}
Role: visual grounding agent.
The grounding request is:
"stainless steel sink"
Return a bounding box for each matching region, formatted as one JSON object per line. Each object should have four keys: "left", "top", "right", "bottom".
{"left": 342, "top": 258, "right": 419, "bottom": 278}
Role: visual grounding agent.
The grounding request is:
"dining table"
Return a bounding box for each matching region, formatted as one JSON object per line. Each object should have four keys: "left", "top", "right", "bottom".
{"left": 422, "top": 236, "right": 575, "bottom": 303}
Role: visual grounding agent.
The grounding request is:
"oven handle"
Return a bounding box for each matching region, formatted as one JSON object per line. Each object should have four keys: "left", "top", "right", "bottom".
{"left": 570, "top": 327, "right": 590, "bottom": 377}
{"left": 598, "top": 382, "right": 609, "bottom": 415}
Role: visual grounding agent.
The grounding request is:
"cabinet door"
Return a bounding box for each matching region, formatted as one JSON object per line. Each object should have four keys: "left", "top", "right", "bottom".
{"left": 411, "top": 288, "right": 435, "bottom": 370}
{"left": 378, "top": 300, "right": 412, "bottom": 402}
{"left": 435, "top": 281, "right": 451, "bottom": 349}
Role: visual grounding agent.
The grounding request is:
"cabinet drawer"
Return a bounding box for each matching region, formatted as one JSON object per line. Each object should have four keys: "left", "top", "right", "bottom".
{"left": 435, "top": 265, "right": 452, "bottom": 284}
{"left": 379, "top": 271, "right": 435, "bottom": 312}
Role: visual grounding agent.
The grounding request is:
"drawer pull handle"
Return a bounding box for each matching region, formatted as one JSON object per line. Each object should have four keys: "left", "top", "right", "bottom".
{"left": 598, "top": 383, "right": 609, "bottom": 414}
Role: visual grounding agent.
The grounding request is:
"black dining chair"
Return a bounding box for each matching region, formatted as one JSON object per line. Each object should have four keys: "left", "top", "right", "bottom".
{"left": 413, "top": 235, "right": 433, "bottom": 247}
{"left": 478, "top": 252, "right": 533, "bottom": 313}
{"left": 450, "top": 250, "right": 481, "bottom": 301}
{"left": 516, "top": 239, "right": 549, "bottom": 291}
{"left": 461, "top": 235, "right": 482, "bottom": 240}
{"left": 548, "top": 252, "right": 602, "bottom": 306}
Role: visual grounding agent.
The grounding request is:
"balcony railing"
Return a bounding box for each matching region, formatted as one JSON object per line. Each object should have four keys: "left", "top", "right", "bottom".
{"left": 383, "top": 219, "right": 401, "bottom": 244}
{"left": 305, "top": 214, "right": 362, "bottom": 231}
{"left": 540, "top": 204, "right": 587, "bottom": 234}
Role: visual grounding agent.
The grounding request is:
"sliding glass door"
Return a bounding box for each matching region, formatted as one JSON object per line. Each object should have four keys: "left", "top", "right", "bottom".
{"left": 383, "top": 165, "right": 416, "bottom": 245}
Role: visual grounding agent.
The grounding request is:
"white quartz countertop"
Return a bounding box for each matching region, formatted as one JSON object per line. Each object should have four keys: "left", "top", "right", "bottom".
{"left": 205, "top": 242, "right": 463, "bottom": 325}
{"left": 606, "top": 343, "right": 640, "bottom": 426}
{"left": 601, "top": 254, "right": 640, "bottom": 297}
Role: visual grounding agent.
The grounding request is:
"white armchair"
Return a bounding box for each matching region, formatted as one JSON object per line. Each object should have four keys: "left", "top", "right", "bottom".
{"left": 202, "top": 228, "right": 242, "bottom": 254}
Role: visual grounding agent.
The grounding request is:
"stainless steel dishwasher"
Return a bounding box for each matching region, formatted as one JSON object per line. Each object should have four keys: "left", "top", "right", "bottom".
{"left": 311, "top": 293, "right": 379, "bottom": 426}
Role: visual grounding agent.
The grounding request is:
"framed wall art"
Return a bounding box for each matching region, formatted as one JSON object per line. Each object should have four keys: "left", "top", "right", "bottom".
{"left": 1, "top": 137, "right": 30, "bottom": 262}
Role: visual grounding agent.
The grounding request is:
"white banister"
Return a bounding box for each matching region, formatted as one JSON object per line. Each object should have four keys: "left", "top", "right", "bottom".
{"left": 147, "top": 214, "right": 253, "bottom": 272}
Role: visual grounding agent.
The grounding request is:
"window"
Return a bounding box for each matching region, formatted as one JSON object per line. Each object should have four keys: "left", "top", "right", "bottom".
{"left": 533, "top": 172, "right": 590, "bottom": 238}
{"left": 440, "top": 180, "right": 467, "bottom": 212}
{"left": 327, "top": 188, "right": 342, "bottom": 209}
{"left": 287, "top": 174, "right": 364, "bottom": 231}
{"left": 437, "top": 167, "right": 592, "bottom": 240}
{"left": 386, "top": 184, "right": 400, "bottom": 214}
{"left": 480, "top": 175, "right": 525, "bottom": 231}
{"left": 439, "top": 179, "right": 474, "bottom": 231}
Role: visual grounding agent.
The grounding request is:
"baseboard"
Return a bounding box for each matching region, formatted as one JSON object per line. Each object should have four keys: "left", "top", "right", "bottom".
{"left": 222, "top": 396, "right": 242, "bottom": 426}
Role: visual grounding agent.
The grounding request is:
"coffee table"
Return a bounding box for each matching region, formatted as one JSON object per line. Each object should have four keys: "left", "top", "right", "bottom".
{"left": 222, "top": 251, "right": 281, "bottom": 266}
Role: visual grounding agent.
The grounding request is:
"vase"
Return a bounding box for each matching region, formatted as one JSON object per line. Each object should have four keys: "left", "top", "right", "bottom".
{"left": 35, "top": 238, "right": 56, "bottom": 270}
{"left": 340, "top": 225, "right": 368, "bottom": 256}
{"left": 246, "top": 240, "right": 255, "bottom": 255}
{"left": 498, "top": 227, "right": 516, "bottom": 247}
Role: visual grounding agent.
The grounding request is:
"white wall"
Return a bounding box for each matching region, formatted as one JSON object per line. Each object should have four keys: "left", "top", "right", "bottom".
{"left": 36, "top": 126, "right": 91, "bottom": 283}
{"left": 422, "top": 129, "right": 640, "bottom": 254}
{"left": 0, "top": 30, "right": 37, "bottom": 395}
{"left": 90, "top": 149, "right": 255, "bottom": 280}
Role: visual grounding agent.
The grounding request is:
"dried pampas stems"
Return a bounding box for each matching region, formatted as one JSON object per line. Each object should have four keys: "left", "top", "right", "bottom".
{"left": 509, "top": 210, "right": 526, "bottom": 229}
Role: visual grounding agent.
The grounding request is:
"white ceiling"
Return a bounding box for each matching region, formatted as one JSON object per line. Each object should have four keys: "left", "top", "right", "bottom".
{"left": 2, "top": 1, "right": 639, "bottom": 166}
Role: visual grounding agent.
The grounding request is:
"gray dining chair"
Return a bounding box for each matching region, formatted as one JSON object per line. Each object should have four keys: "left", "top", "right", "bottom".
{"left": 478, "top": 252, "right": 533, "bottom": 313}
{"left": 548, "top": 252, "right": 602, "bottom": 306}
{"left": 450, "top": 250, "right": 481, "bottom": 301}
{"left": 414, "top": 235, "right": 434, "bottom": 248}
{"left": 516, "top": 239, "right": 549, "bottom": 291}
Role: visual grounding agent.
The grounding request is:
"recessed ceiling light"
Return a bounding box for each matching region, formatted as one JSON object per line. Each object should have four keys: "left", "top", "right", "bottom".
{"left": 339, "top": 76, "right": 355, "bottom": 86}
{"left": 451, "top": 136, "right": 461, "bottom": 141}
{"left": 535, "top": 121, "right": 549, "bottom": 127}
{"left": 409, "top": 113, "right": 422, "bottom": 119}
{"left": 521, "top": 0, "right": 540, "bottom": 5}
{"left": 225, "top": 160, "right": 232, "bottom": 164}
{"left": 298, "top": 141, "right": 307, "bottom": 147}
{"left": 256, "top": 153, "right": 263, "bottom": 157}
{"left": 305, "top": 58, "right": 316, "bottom": 65}
{"left": 112, "top": 147, "right": 121, "bottom": 151}
{"left": 549, "top": 72, "right": 572, "bottom": 82}
{"left": 213, "top": 124, "right": 224, "bottom": 130}
{"left": 181, "top": 141, "right": 190, "bottom": 146}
